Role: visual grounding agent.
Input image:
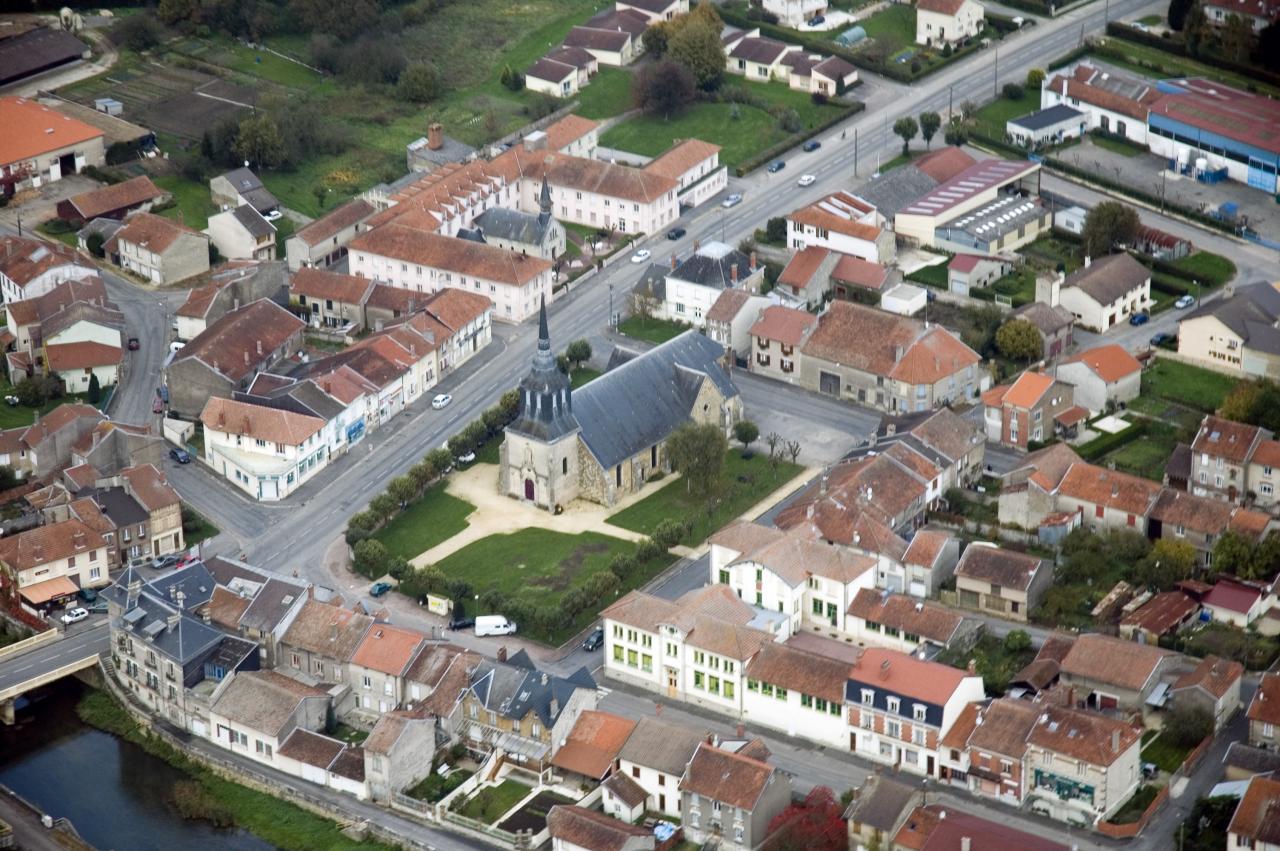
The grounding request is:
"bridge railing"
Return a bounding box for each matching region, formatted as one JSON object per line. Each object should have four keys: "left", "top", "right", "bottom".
{"left": 0, "top": 654, "right": 99, "bottom": 702}
{"left": 0, "top": 628, "right": 60, "bottom": 664}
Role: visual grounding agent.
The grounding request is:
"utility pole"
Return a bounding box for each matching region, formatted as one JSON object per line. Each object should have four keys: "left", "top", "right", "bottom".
{"left": 854, "top": 128, "right": 859, "bottom": 176}
{"left": 608, "top": 282, "right": 614, "bottom": 329}
{"left": 948, "top": 84, "right": 954, "bottom": 121}
{"left": 994, "top": 49, "right": 999, "bottom": 97}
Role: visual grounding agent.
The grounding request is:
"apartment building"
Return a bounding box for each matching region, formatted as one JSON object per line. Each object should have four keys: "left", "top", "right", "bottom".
{"left": 1024, "top": 706, "right": 1142, "bottom": 825}
{"left": 0, "top": 518, "right": 109, "bottom": 607}
{"left": 0, "top": 235, "right": 97, "bottom": 303}
{"left": 199, "top": 397, "right": 329, "bottom": 501}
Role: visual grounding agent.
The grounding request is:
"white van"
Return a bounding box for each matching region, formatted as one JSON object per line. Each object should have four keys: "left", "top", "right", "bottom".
{"left": 475, "top": 615, "right": 517, "bottom": 637}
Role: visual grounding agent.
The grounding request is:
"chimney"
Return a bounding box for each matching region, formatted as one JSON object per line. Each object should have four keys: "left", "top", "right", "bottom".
{"left": 961, "top": 839, "right": 971, "bottom": 851}
{"left": 255, "top": 339, "right": 263, "bottom": 356}
{"left": 541, "top": 672, "right": 549, "bottom": 686}
{"left": 735, "top": 723, "right": 745, "bottom": 738}
{"left": 329, "top": 623, "right": 337, "bottom": 642}
{"left": 201, "top": 607, "right": 211, "bottom": 624}
{"left": 497, "top": 646, "right": 508, "bottom": 662}
{"left": 693, "top": 239, "right": 701, "bottom": 253}
{"left": 750, "top": 251, "right": 757, "bottom": 271}
{"left": 670, "top": 253, "right": 677, "bottom": 270}
{"left": 167, "top": 611, "right": 180, "bottom": 630}
{"left": 243, "top": 351, "right": 250, "bottom": 366}
{"left": 879, "top": 659, "right": 891, "bottom": 680}
{"left": 1111, "top": 729, "right": 1120, "bottom": 752}
{"left": 894, "top": 345, "right": 904, "bottom": 361}
{"left": 967, "top": 659, "right": 977, "bottom": 675}
{"left": 820, "top": 473, "right": 829, "bottom": 496}
{"left": 233, "top": 297, "right": 240, "bottom": 310}
{"left": 550, "top": 696, "right": 559, "bottom": 717}
{"left": 427, "top": 122, "right": 444, "bottom": 151}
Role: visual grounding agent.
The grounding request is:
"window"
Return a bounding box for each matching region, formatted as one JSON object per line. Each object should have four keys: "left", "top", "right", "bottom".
{"left": 718, "top": 569, "right": 730, "bottom": 584}
{"left": 886, "top": 720, "right": 900, "bottom": 738}
{"left": 913, "top": 705, "right": 927, "bottom": 722}
{"left": 694, "top": 671, "right": 704, "bottom": 689}
{"left": 723, "top": 681, "right": 734, "bottom": 699}
{"left": 801, "top": 694, "right": 813, "bottom": 708}
{"left": 861, "top": 689, "right": 874, "bottom": 706}
{"left": 362, "top": 675, "right": 371, "bottom": 690}
{"left": 886, "top": 697, "right": 900, "bottom": 715}
{"left": 1000, "top": 759, "right": 1013, "bottom": 775}
{"left": 255, "top": 740, "right": 273, "bottom": 758}
{"left": 747, "top": 678, "right": 759, "bottom": 692}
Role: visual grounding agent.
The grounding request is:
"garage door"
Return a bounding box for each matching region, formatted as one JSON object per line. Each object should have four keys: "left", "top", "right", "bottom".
{"left": 1098, "top": 694, "right": 1118, "bottom": 710}
{"left": 819, "top": 371, "right": 840, "bottom": 396}
{"left": 190, "top": 719, "right": 207, "bottom": 737}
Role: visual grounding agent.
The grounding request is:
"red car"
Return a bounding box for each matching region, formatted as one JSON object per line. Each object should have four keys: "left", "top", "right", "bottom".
{"left": 175, "top": 554, "right": 198, "bottom": 570}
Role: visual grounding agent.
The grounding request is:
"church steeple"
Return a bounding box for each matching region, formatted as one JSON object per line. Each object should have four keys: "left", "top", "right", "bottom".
{"left": 538, "top": 179, "right": 553, "bottom": 227}
{"left": 509, "top": 294, "right": 577, "bottom": 441}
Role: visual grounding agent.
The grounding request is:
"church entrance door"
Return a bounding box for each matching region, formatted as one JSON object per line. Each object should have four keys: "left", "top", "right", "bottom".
{"left": 524, "top": 478, "right": 535, "bottom": 500}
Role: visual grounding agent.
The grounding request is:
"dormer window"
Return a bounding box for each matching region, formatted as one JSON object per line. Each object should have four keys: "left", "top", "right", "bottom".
{"left": 861, "top": 688, "right": 874, "bottom": 706}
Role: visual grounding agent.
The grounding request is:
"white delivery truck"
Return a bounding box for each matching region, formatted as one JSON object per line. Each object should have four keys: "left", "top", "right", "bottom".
{"left": 475, "top": 615, "right": 518, "bottom": 637}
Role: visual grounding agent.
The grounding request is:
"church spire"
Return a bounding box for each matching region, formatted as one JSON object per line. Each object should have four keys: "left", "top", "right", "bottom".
{"left": 537, "top": 294, "right": 550, "bottom": 351}
{"left": 538, "top": 179, "right": 552, "bottom": 228}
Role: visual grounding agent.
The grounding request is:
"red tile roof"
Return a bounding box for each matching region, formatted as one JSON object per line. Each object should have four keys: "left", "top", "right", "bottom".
{"left": 1192, "top": 415, "right": 1264, "bottom": 465}
{"left": 176, "top": 299, "right": 304, "bottom": 382}
{"left": 106, "top": 212, "right": 201, "bottom": 256}
{"left": 680, "top": 741, "right": 776, "bottom": 810}
{"left": 777, "top": 246, "right": 830, "bottom": 289}
{"left": 0, "top": 236, "right": 91, "bottom": 288}
{"left": 750, "top": 304, "right": 817, "bottom": 347}
{"left": 549, "top": 710, "right": 638, "bottom": 779}
{"left": 1228, "top": 775, "right": 1280, "bottom": 846}
{"left": 1119, "top": 591, "right": 1199, "bottom": 636}
{"left": 847, "top": 646, "right": 972, "bottom": 706}
{"left": 1063, "top": 344, "right": 1142, "bottom": 383}
{"left": 1172, "top": 654, "right": 1243, "bottom": 699}
{"left": 44, "top": 340, "right": 121, "bottom": 371}
{"left": 65, "top": 175, "right": 165, "bottom": 220}
{"left": 351, "top": 226, "right": 551, "bottom": 286}
{"left": 200, "top": 396, "right": 324, "bottom": 446}
{"left": 290, "top": 268, "right": 373, "bottom": 305}
{"left": 832, "top": 255, "right": 890, "bottom": 291}
{"left": 1059, "top": 633, "right": 1171, "bottom": 692}
{"left": 1203, "top": 579, "right": 1262, "bottom": 615}
{"left": 912, "top": 147, "right": 979, "bottom": 183}
{"left": 1248, "top": 673, "right": 1280, "bottom": 726}
{"left": 917, "top": 0, "right": 968, "bottom": 15}
{"left": 1001, "top": 371, "right": 1054, "bottom": 409}
{"left": 0, "top": 97, "right": 102, "bottom": 166}
{"left": 350, "top": 623, "right": 425, "bottom": 677}
{"left": 1056, "top": 462, "right": 1162, "bottom": 516}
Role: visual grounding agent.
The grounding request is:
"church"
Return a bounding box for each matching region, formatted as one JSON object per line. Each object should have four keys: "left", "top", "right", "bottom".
{"left": 499, "top": 300, "right": 743, "bottom": 510}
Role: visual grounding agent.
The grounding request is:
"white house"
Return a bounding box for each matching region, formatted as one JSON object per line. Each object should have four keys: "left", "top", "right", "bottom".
{"left": 1049, "top": 254, "right": 1152, "bottom": 333}
{"left": 208, "top": 670, "right": 330, "bottom": 768}
{"left": 1055, "top": 344, "right": 1142, "bottom": 412}
{"left": 764, "top": 0, "right": 827, "bottom": 28}
{"left": 199, "top": 396, "right": 329, "bottom": 501}
{"left": 615, "top": 715, "right": 709, "bottom": 818}
{"left": 659, "top": 242, "right": 765, "bottom": 328}
{"left": 916, "top": 0, "right": 985, "bottom": 47}
{"left": 0, "top": 236, "right": 96, "bottom": 304}
{"left": 786, "top": 192, "right": 895, "bottom": 264}
{"left": 742, "top": 642, "right": 852, "bottom": 748}
{"left": 1041, "top": 64, "right": 1158, "bottom": 146}
{"left": 525, "top": 58, "right": 580, "bottom": 98}
{"left": 205, "top": 204, "right": 276, "bottom": 261}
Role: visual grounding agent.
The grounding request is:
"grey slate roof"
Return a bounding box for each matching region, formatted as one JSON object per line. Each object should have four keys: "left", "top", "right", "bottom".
{"left": 468, "top": 658, "right": 595, "bottom": 728}
{"left": 1184, "top": 284, "right": 1280, "bottom": 355}
{"left": 670, "top": 243, "right": 755, "bottom": 290}
{"left": 580, "top": 331, "right": 737, "bottom": 469}
{"left": 147, "top": 562, "right": 218, "bottom": 610}
{"left": 632, "top": 263, "right": 667, "bottom": 303}
{"left": 617, "top": 715, "right": 707, "bottom": 776}
{"left": 219, "top": 167, "right": 278, "bottom": 213}
{"left": 238, "top": 576, "right": 306, "bottom": 633}
{"left": 1012, "top": 300, "right": 1075, "bottom": 335}
{"left": 1062, "top": 253, "right": 1150, "bottom": 307}
{"left": 109, "top": 580, "right": 225, "bottom": 665}
{"left": 507, "top": 298, "right": 579, "bottom": 444}
{"left": 77, "top": 217, "right": 123, "bottom": 244}
{"left": 843, "top": 775, "right": 920, "bottom": 831}
{"left": 231, "top": 204, "right": 275, "bottom": 239}
{"left": 853, "top": 166, "right": 940, "bottom": 219}
{"left": 473, "top": 207, "right": 553, "bottom": 247}
{"left": 0, "top": 27, "right": 87, "bottom": 86}
{"left": 81, "top": 485, "right": 148, "bottom": 527}
{"left": 236, "top": 378, "right": 347, "bottom": 422}
{"left": 1009, "top": 104, "right": 1085, "bottom": 131}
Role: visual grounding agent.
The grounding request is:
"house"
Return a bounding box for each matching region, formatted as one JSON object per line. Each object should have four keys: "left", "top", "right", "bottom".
{"left": 550, "top": 709, "right": 637, "bottom": 782}
{"left": 642, "top": 138, "right": 727, "bottom": 209}
{"left": 526, "top": 57, "right": 581, "bottom": 97}
{"left": 847, "top": 646, "right": 986, "bottom": 778}
{"left": 1051, "top": 254, "right": 1152, "bottom": 333}
{"left": 1202, "top": 577, "right": 1273, "bottom": 627}
{"left": 1189, "top": 415, "right": 1268, "bottom": 504}
{"left": 1170, "top": 655, "right": 1243, "bottom": 731}
{"left": 705, "top": 289, "right": 770, "bottom": 360}
{"left": 893, "top": 528, "right": 962, "bottom": 598}
{"left": 939, "top": 697, "right": 1042, "bottom": 807}
{"left": 981, "top": 371, "right": 1077, "bottom": 449}
{"left": 1147, "top": 488, "right": 1272, "bottom": 569}
{"left": 1022, "top": 706, "right": 1143, "bottom": 826}
{"left": 205, "top": 204, "right": 276, "bottom": 261}
{"left": 0, "top": 518, "right": 108, "bottom": 607}
{"left": 542, "top": 46, "right": 599, "bottom": 93}
{"left": 53, "top": 464, "right": 184, "bottom": 566}
{"left": 562, "top": 25, "right": 635, "bottom": 66}
{"left": 800, "top": 55, "right": 859, "bottom": 97}
{"left": 1041, "top": 63, "right": 1160, "bottom": 146}
{"left": 954, "top": 543, "right": 1051, "bottom": 622}
{"left": 743, "top": 642, "right": 855, "bottom": 747}
{"left": 202, "top": 556, "right": 307, "bottom": 667}
{"left": 347, "top": 623, "right": 425, "bottom": 717}
{"left": 208, "top": 670, "right": 331, "bottom": 767}
{"left": 1006, "top": 104, "right": 1088, "bottom": 149}
{"left": 280, "top": 599, "right": 373, "bottom": 702}
{"left": 56, "top": 175, "right": 168, "bottom": 225}
{"left": 774, "top": 453, "right": 929, "bottom": 544}
{"left": 614, "top": 715, "right": 708, "bottom": 819}
{"left": 748, "top": 305, "right": 817, "bottom": 384}
{"left": 547, "top": 805, "right": 655, "bottom": 851}
{"left": 786, "top": 191, "right": 895, "bottom": 264}
{"left": 1248, "top": 673, "right": 1280, "bottom": 750}
{"left": 679, "top": 740, "right": 791, "bottom": 850}
{"left": 499, "top": 311, "right": 741, "bottom": 510}
{"left": 1227, "top": 775, "right": 1280, "bottom": 851}
{"left": 172, "top": 260, "right": 289, "bottom": 341}
{"left": 876, "top": 407, "right": 987, "bottom": 494}
{"left": 846, "top": 588, "right": 969, "bottom": 655}
{"left": 210, "top": 167, "right": 279, "bottom": 216}
{"left": 1177, "top": 283, "right": 1280, "bottom": 379}
{"left": 0, "top": 235, "right": 97, "bottom": 304}
{"left": 617, "top": 0, "right": 689, "bottom": 22}
{"left": 763, "top": 0, "right": 827, "bottom": 28}
{"left": 844, "top": 774, "right": 922, "bottom": 851}
{"left": 656, "top": 241, "right": 764, "bottom": 326}
{"left": 774, "top": 246, "right": 838, "bottom": 308}
{"left": 946, "top": 254, "right": 1009, "bottom": 296}
{"left": 1056, "top": 462, "right": 1163, "bottom": 534}
{"left": 199, "top": 396, "right": 328, "bottom": 501}
{"left": 831, "top": 255, "right": 894, "bottom": 302}
{"left": 362, "top": 712, "right": 436, "bottom": 802}
{"left": 165, "top": 298, "right": 305, "bottom": 418}
{"left": 1057, "top": 633, "right": 1175, "bottom": 712}
{"left": 285, "top": 199, "right": 377, "bottom": 271}
{"left": 404, "top": 121, "right": 477, "bottom": 176}
{"left": 290, "top": 268, "right": 375, "bottom": 332}
{"left": 12, "top": 402, "right": 105, "bottom": 479}
{"left": 893, "top": 804, "right": 1070, "bottom": 850}
{"left": 276, "top": 729, "right": 367, "bottom": 799}
{"left": 0, "top": 96, "right": 104, "bottom": 196}
{"left": 1118, "top": 590, "right": 1201, "bottom": 644}
{"left": 5, "top": 273, "right": 118, "bottom": 358}
{"left": 798, "top": 300, "right": 984, "bottom": 412}
{"left": 916, "top": 0, "right": 985, "bottom": 47}
{"left": 727, "top": 36, "right": 798, "bottom": 82}
{"left": 105, "top": 212, "right": 211, "bottom": 286}
{"left": 1010, "top": 301, "right": 1075, "bottom": 360}
{"left": 1202, "top": 0, "right": 1280, "bottom": 29}
{"left": 895, "top": 159, "right": 1047, "bottom": 254}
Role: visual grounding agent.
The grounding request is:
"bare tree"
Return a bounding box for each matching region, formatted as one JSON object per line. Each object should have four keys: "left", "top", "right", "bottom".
{"left": 785, "top": 440, "right": 801, "bottom": 464}
{"left": 766, "top": 431, "right": 782, "bottom": 459}
{"left": 630, "top": 286, "right": 660, "bottom": 324}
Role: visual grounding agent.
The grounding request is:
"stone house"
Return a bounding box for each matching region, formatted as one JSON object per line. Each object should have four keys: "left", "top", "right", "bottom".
{"left": 208, "top": 670, "right": 331, "bottom": 768}
{"left": 1055, "top": 345, "right": 1142, "bottom": 413}
{"left": 105, "top": 212, "right": 210, "bottom": 286}
{"left": 347, "top": 624, "right": 426, "bottom": 717}
{"left": 363, "top": 712, "right": 437, "bottom": 802}
{"left": 0, "top": 517, "right": 109, "bottom": 607}
{"left": 1247, "top": 673, "right": 1280, "bottom": 750}
{"left": 279, "top": 599, "right": 374, "bottom": 709}
{"left": 1170, "top": 655, "right": 1244, "bottom": 731}
{"left": 1022, "top": 706, "right": 1142, "bottom": 826}
{"left": 614, "top": 715, "right": 708, "bottom": 819}
{"left": 705, "top": 289, "right": 769, "bottom": 362}
{"left": 748, "top": 304, "right": 817, "bottom": 385}
{"left": 1010, "top": 301, "right": 1075, "bottom": 361}
{"left": 1057, "top": 633, "right": 1175, "bottom": 712}
{"left": 679, "top": 740, "right": 791, "bottom": 851}
{"left": 205, "top": 204, "right": 276, "bottom": 262}
{"left": 844, "top": 774, "right": 922, "bottom": 851}
{"left": 57, "top": 175, "right": 168, "bottom": 226}
{"left": 954, "top": 543, "right": 1052, "bottom": 622}
{"left": 548, "top": 805, "right": 655, "bottom": 851}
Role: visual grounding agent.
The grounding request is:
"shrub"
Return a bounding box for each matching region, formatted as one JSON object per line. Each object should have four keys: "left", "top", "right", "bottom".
{"left": 1002, "top": 82, "right": 1024, "bottom": 100}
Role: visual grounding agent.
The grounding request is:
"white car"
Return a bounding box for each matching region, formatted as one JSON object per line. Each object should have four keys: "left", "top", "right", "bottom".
{"left": 456, "top": 451, "right": 476, "bottom": 464}
{"left": 61, "top": 607, "right": 89, "bottom": 624}
{"left": 798, "top": 174, "right": 816, "bottom": 187}
{"left": 722, "top": 194, "right": 743, "bottom": 208}
{"left": 263, "top": 210, "right": 284, "bottom": 222}
{"left": 431, "top": 394, "right": 452, "bottom": 409}
{"left": 1175, "top": 294, "right": 1196, "bottom": 309}
{"left": 630, "top": 249, "right": 651, "bottom": 264}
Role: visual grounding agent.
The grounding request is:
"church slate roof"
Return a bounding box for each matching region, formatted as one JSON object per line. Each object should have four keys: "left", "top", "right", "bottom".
{"left": 473, "top": 207, "right": 553, "bottom": 247}
{"left": 507, "top": 298, "right": 580, "bottom": 444}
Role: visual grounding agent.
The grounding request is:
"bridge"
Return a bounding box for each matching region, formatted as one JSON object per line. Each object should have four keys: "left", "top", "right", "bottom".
{"left": 0, "top": 622, "right": 108, "bottom": 724}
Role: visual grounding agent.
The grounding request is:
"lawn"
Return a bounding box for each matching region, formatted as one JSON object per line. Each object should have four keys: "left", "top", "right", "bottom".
{"left": 1089, "top": 131, "right": 1144, "bottom": 157}
{"left": 936, "top": 632, "right": 1035, "bottom": 696}
{"left": 617, "top": 315, "right": 693, "bottom": 345}
{"left": 1101, "top": 421, "right": 1179, "bottom": 481}
{"left": 374, "top": 482, "right": 476, "bottom": 560}
{"left": 1138, "top": 14, "right": 1163, "bottom": 24}
{"left": 859, "top": 3, "right": 917, "bottom": 55}
{"left": 607, "top": 451, "right": 804, "bottom": 545}
{"left": 575, "top": 67, "right": 634, "bottom": 120}
{"left": 1140, "top": 359, "right": 1236, "bottom": 413}
{"left": 1141, "top": 730, "right": 1191, "bottom": 773}
{"left": 989, "top": 268, "right": 1037, "bottom": 307}
{"left": 182, "top": 506, "right": 220, "bottom": 548}
{"left": 170, "top": 35, "right": 329, "bottom": 90}
{"left": 153, "top": 175, "right": 219, "bottom": 231}
{"left": 1169, "top": 252, "right": 1236, "bottom": 287}
{"left": 1020, "top": 233, "right": 1083, "bottom": 274}
{"left": 474, "top": 434, "right": 503, "bottom": 465}
{"left": 407, "top": 768, "right": 473, "bottom": 803}
{"left": 570, "top": 367, "right": 602, "bottom": 389}
{"left": 456, "top": 780, "right": 531, "bottom": 823}
{"left": 972, "top": 90, "right": 1039, "bottom": 140}
{"left": 1111, "top": 785, "right": 1161, "bottom": 824}
{"left": 601, "top": 102, "right": 786, "bottom": 170}
{"left": 36, "top": 221, "right": 79, "bottom": 247}
{"left": 330, "top": 722, "right": 369, "bottom": 745}
{"left": 905, "top": 262, "right": 948, "bottom": 288}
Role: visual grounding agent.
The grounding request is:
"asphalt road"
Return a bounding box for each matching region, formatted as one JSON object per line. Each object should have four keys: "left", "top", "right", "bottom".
{"left": 0, "top": 621, "right": 107, "bottom": 697}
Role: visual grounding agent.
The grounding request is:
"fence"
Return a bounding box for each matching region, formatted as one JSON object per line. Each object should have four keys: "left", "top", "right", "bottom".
{"left": 1148, "top": 348, "right": 1243, "bottom": 378}
{"left": 1095, "top": 785, "right": 1169, "bottom": 839}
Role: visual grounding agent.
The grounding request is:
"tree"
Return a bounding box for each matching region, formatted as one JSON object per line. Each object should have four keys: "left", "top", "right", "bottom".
{"left": 765, "top": 217, "right": 787, "bottom": 244}
{"left": 1221, "top": 12, "right": 1256, "bottom": 61}
{"left": 666, "top": 16, "right": 725, "bottom": 89}
{"left": 312, "top": 184, "right": 328, "bottom": 212}
{"left": 398, "top": 62, "right": 442, "bottom": 103}
{"left": 630, "top": 285, "right": 660, "bottom": 324}
{"left": 765, "top": 431, "right": 782, "bottom": 459}
{"left": 426, "top": 447, "right": 453, "bottom": 477}
{"left": 1163, "top": 703, "right": 1213, "bottom": 748}
{"left": 1213, "top": 530, "right": 1280, "bottom": 580}
{"left": 1168, "top": 0, "right": 1194, "bottom": 29}
{"left": 785, "top": 439, "right": 801, "bottom": 464}
{"left": 1004, "top": 629, "right": 1031, "bottom": 653}
{"left": 86, "top": 233, "right": 105, "bottom": 258}
{"left": 1081, "top": 200, "right": 1140, "bottom": 258}
{"left": 1184, "top": 3, "right": 1209, "bottom": 54}
{"left": 642, "top": 23, "right": 669, "bottom": 58}
{"left": 1254, "top": 21, "right": 1280, "bottom": 72}
{"left": 892, "top": 115, "right": 918, "bottom": 156}
{"left": 1002, "top": 82, "right": 1024, "bottom": 101}
{"left": 233, "top": 112, "right": 286, "bottom": 170}
{"left": 353, "top": 539, "right": 390, "bottom": 579}
{"left": 633, "top": 59, "right": 696, "bottom": 118}
{"left": 1136, "top": 539, "right": 1196, "bottom": 589}
{"left": 1026, "top": 67, "right": 1045, "bottom": 90}
{"left": 1220, "top": 378, "right": 1280, "bottom": 432}
{"left": 565, "top": 339, "right": 592, "bottom": 372}
{"left": 111, "top": 15, "right": 164, "bottom": 51}
{"left": 369, "top": 492, "right": 398, "bottom": 522}
{"left": 86, "top": 372, "right": 101, "bottom": 405}
{"left": 666, "top": 422, "right": 728, "bottom": 497}
{"left": 733, "top": 420, "right": 759, "bottom": 455}
{"left": 918, "top": 111, "right": 941, "bottom": 149}
{"left": 388, "top": 475, "right": 417, "bottom": 507}
{"left": 995, "top": 319, "right": 1042, "bottom": 361}
{"left": 765, "top": 786, "right": 845, "bottom": 851}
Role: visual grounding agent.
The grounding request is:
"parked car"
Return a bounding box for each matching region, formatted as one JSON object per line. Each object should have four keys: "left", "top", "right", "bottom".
{"left": 127, "top": 337, "right": 140, "bottom": 351}
{"left": 153, "top": 397, "right": 165, "bottom": 414}
{"left": 448, "top": 616, "right": 475, "bottom": 631}
{"left": 61, "top": 607, "right": 89, "bottom": 625}
{"left": 582, "top": 626, "right": 604, "bottom": 651}
{"left": 432, "top": 393, "right": 452, "bottom": 409}
{"left": 807, "top": 14, "right": 825, "bottom": 25}
{"left": 175, "top": 554, "right": 197, "bottom": 570}
{"left": 721, "top": 194, "right": 743, "bottom": 208}
{"left": 369, "top": 581, "right": 393, "bottom": 597}
{"left": 803, "top": 140, "right": 822, "bottom": 152}
{"left": 766, "top": 160, "right": 786, "bottom": 173}
{"left": 4, "top": 395, "right": 17, "bottom": 406}
{"left": 456, "top": 450, "right": 476, "bottom": 464}
{"left": 151, "top": 554, "right": 179, "bottom": 570}
{"left": 1175, "top": 294, "right": 1196, "bottom": 309}
{"left": 798, "top": 174, "right": 816, "bottom": 187}
{"left": 157, "top": 386, "right": 169, "bottom": 403}
{"left": 264, "top": 210, "right": 283, "bottom": 222}
{"left": 1150, "top": 332, "right": 1173, "bottom": 346}
{"left": 630, "top": 249, "right": 652, "bottom": 264}
{"left": 79, "top": 587, "right": 98, "bottom": 603}
{"left": 86, "top": 599, "right": 109, "bottom": 614}
{"left": 128, "top": 556, "right": 150, "bottom": 570}
{"left": 169, "top": 447, "right": 191, "bottom": 464}
{"left": 666, "top": 227, "right": 686, "bottom": 240}
{"left": 475, "top": 615, "right": 517, "bottom": 636}
{"left": 1128, "top": 312, "right": 1150, "bottom": 326}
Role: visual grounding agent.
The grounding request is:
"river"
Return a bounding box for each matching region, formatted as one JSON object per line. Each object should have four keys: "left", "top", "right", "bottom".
{"left": 0, "top": 680, "right": 274, "bottom": 851}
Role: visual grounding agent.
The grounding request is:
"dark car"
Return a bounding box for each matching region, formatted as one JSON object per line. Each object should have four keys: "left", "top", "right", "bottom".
{"left": 169, "top": 447, "right": 192, "bottom": 464}
{"left": 803, "top": 140, "right": 822, "bottom": 152}
{"left": 766, "top": 160, "right": 786, "bottom": 173}
{"left": 448, "top": 616, "right": 475, "bottom": 631}
{"left": 666, "top": 227, "right": 687, "bottom": 240}
{"left": 151, "top": 554, "right": 179, "bottom": 570}
{"left": 79, "top": 587, "right": 98, "bottom": 603}
{"left": 582, "top": 626, "right": 605, "bottom": 651}
{"left": 1150, "top": 332, "right": 1173, "bottom": 346}
{"left": 127, "top": 337, "right": 140, "bottom": 351}
{"left": 1128, "top": 312, "right": 1151, "bottom": 326}
{"left": 369, "top": 581, "right": 393, "bottom": 597}
{"left": 807, "top": 14, "right": 825, "bottom": 25}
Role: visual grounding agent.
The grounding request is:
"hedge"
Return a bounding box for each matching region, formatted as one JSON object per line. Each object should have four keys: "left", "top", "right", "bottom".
{"left": 1078, "top": 420, "right": 1148, "bottom": 461}
{"left": 1104, "top": 23, "right": 1280, "bottom": 91}
{"left": 1048, "top": 44, "right": 1091, "bottom": 70}
{"left": 734, "top": 101, "right": 865, "bottom": 177}
{"left": 1040, "top": 157, "right": 1236, "bottom": 234}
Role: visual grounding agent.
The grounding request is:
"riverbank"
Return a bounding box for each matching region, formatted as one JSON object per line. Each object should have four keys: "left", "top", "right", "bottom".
{"left": 75, "top": 689, "right": 400, "bottom": 851}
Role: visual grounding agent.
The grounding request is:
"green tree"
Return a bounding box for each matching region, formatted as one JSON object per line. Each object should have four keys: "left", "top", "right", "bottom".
{"left": 87, "top": 372, "right": 101, "bottom": 405}
{"left": 1003, "top": 629, "right": 1031, "bottom": 653}
{"left": 892, "top": 116, "right": 918, "bottom": 156}
{"left": 1210, "top": 530, "right": 1254, "bottom": 577}
{"left": 1163, "top": 703, "right": 1213, "bottom": 748}
{"left": 1136, "top": 538, "right": 1197, "bottom": 589}
{"left": 388, "top": 475, "right": 417, "bottom": 507}
{"left": 398, "top": 63, "right": 442, "bottom": 103}
{"left": 666, "top": 422, "right": 728, "bottom": 497}
{"left": 565, "top": 339, "right": 592, "bottom": 372}
{"left": 86, "top": 233, "right": 105, "bottom": 258}
{"left": 353, "top": 539, "right": 390, "bottom": 578}
{"left": 995, "top": 319, "right": 1042, "bottom": 361}
{"left": 157, "top": 0, "right": 198, "bottom": 26}
{"left": 312, "top": 184, "right": 328, "bottom": 212}
{"left": 1026, "top": 67, "right": 1045, "bottom": 90}
{"left": 642, "top": 23, "right": 669, "bottom": 58}
{"left": 1254, "top": 22, "right": 1280, "bottom": 72}
{"left": 233, "top": 112, "right": 286, "bottom": 169}
{"left": 1184, "top": 3, "right": 1209, "bottom": 54}
{"left": 369, "top": 492, "right": 398, "bottom": 522}
{"left": 1002, "top": 82, "right": 1024, "bottom": 100}
{"left": 111, "top": 14, "right": 164, "bottom": 51}
{"left": 918, "top": 111, "right": 941, "bottom": 149}
{"left": 666, "top": 16, "right": 726, "bottom": 89}
{"left": 1081, "top": 200, "right": 1140, "bottom": 258}
{"left": 1220, "top": 12, "right": 1256, "bottom": 61}
{"left": 1168, "top": 0, "right": 1194, "bottom": 29}
{"left": 733, "top": 420, "right": 759, "bottom": 455}
{"left": 765, "top": 217, "right": 787, "bottom": 243}
{"left": 633, "top": 59, "right": 696, "bottom": 117}
{"left": 426, "top": 447, "right": 454, "bottom": 475}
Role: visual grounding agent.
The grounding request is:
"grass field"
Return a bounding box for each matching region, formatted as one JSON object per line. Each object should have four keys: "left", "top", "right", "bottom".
{"left": 1141, "top": 730, "right": 1191, "bottom": 773}
{"left": 607, "top": 451, "right": 804, "bottom": 545}
{"left": 374, "top": 483, "right": 476, "bottom": 560}
{"left": 1170, "top": 251, "right": 1236, "bottom": 287}
{"left": 1140, "top": 359, "right": 1236, "bottom": 413}
{"left": 905, "top": 262, "right": 948, "bottom": 288}
{"left": 617, "top": 316, "right": 693, "bottom": 344}
{"left": 972, "top": 90, "right": 1038, "bottom": 140}
{"left": 1101, "top": 420, "right": 1180, "bottom": 481}
{"left": 989, "top": 268, "right": 1037, "bottom": 306}
{"left": 457, "top": 780, "right": 531, "bottom": 823}
{"left": 570, "top": 367, "right": 602, "bottom": 389}
{"left": 937, "top": 633, "right": 1035, "bottom": 695}
{"left": 575, "top": 67, "right": 634, "bottom": 120}
{"left": 153, "top": 175, "right": 219, "bottom": 231}
{"left": 859, "top": 4, "right": 917, "bottom": 55}
{"left": 1090, "top": 39, "right": 1280, "bottom": 98}
{"left": 1089, "top": 132, "right": 1144, "bottom": 157}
